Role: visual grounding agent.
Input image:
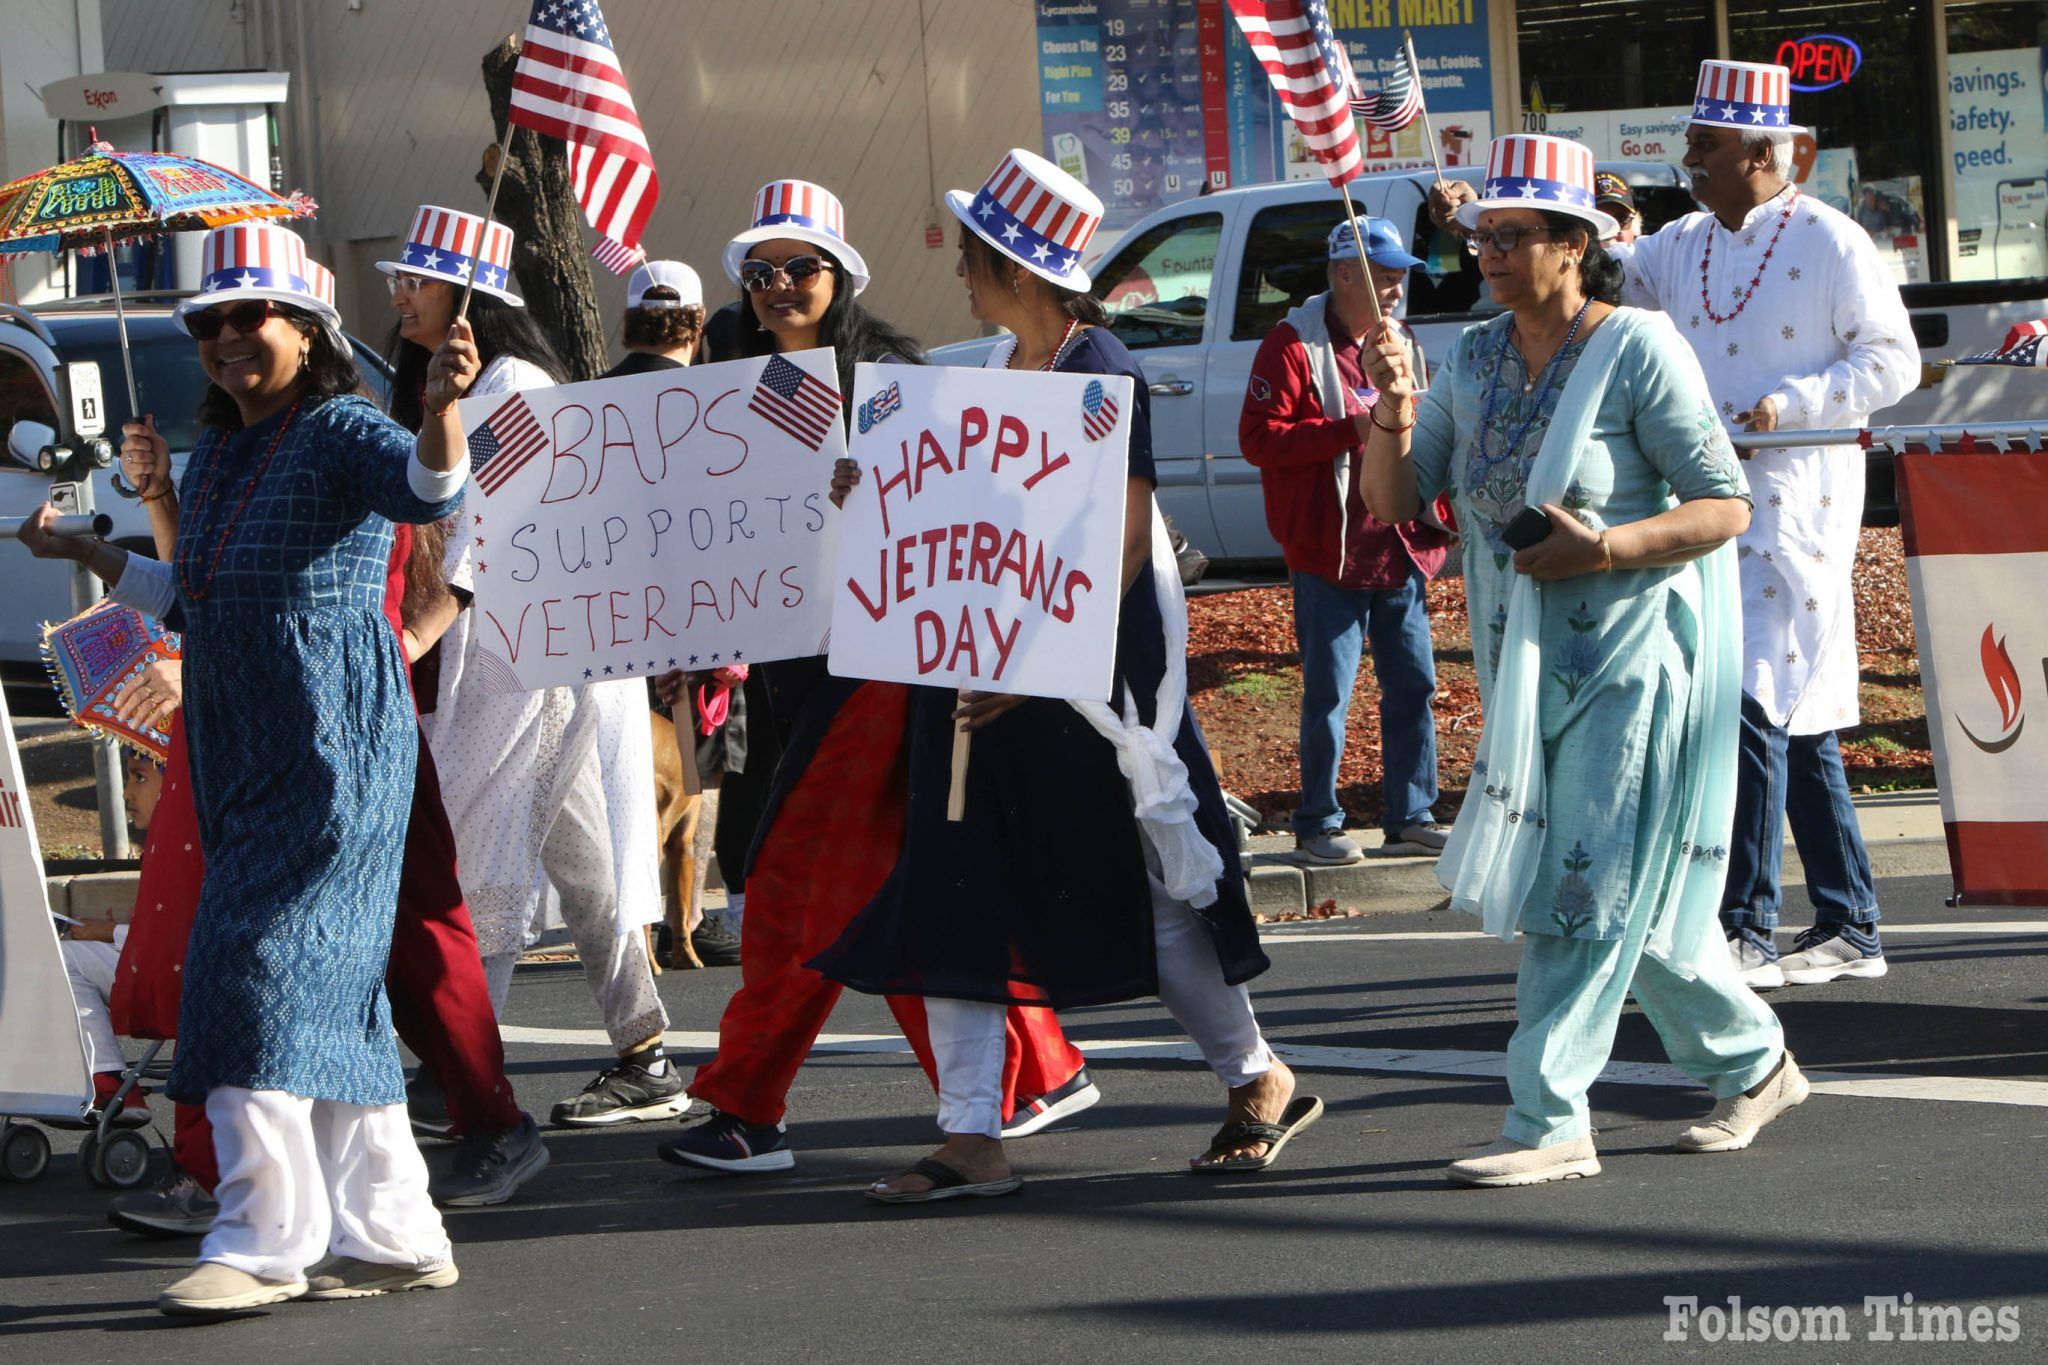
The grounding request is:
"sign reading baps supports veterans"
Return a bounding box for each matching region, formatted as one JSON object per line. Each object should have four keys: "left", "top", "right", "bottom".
{"left": 828, "top": 362, "right": 1133, "bottom": 703}
{"left": 455, "top": 349, "right": 846, "bottom": 690}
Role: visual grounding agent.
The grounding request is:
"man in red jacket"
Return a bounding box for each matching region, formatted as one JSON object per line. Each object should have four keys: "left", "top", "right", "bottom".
{"left": 1239, "top": 216, "right": 1453, "bottom": 865}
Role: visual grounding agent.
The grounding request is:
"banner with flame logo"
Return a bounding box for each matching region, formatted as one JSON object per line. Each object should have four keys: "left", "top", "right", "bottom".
{"left": 1899, "top": 447, "right": 2048, "bottom": 904}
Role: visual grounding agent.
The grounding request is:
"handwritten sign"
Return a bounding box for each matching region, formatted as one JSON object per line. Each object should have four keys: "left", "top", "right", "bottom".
{"left": 827, "top": 361, "right": 1132, "bottom": 702}
{"left": 455, "top": 348, "right": 846, "bottom": 691}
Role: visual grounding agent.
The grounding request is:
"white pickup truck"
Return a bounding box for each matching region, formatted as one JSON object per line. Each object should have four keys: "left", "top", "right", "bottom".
{"left": 932, "top": 163, "right": 2048, "bottom": 564}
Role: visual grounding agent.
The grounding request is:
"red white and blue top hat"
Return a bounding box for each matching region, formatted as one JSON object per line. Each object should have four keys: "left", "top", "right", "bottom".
{"left": 946, "top": 148, "right": 1103, "bottom": 291}
{"left": 375, "top": 205, "right": 522, "bottom": 306}
{"left": 722, "top": 180, "right": 870, "bottom": 296}
{"left": 173, "top": 223, "right": 340, "bottom": 335}
{"left": 302, "top": 257, "right": 336, "bottom": 311}
{"left": 1454, "top": 134, "right": 1618, "bottom": 239}
{"left": 1690, "top": 60, "right": 1805, "bottom": 136}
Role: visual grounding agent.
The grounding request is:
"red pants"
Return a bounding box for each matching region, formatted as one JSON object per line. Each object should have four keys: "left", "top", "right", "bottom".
{"left": 175, "top": 736, "right": 521, "bottom": 1190}
{"left": 690, "top": 682, "right": 1084, "bottom": 1126}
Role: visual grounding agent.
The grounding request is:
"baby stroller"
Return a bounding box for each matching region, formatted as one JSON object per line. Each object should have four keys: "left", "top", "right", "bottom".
{"left": 2, "top": 1037, "right": 167, "bottom": 1190}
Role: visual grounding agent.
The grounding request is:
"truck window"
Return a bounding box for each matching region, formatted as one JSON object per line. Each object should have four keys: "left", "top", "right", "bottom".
{"left": 1232, "top": 202, "right": 1349, "bottom": 341}
{"left": 1093, "top": 212, "right": 1222, "bottom": 350}
{"left": 0, "top": 350, "right": 59, "bottom": 450}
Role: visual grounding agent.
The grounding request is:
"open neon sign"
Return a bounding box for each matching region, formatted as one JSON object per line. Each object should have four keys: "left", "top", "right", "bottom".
{"left": 1775, "top": 34, "right": 1863, "bottom": 93}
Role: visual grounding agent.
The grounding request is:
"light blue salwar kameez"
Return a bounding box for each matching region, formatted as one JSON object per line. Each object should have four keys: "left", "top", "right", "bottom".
{"left": 1411, "top": 308, "right": 1784, "bottom": 1145}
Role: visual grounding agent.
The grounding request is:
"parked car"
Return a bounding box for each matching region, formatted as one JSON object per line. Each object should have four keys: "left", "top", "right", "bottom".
{"left": 1, "top": 296, "right": 393, "bottom": 676}
{"left": 931, "top": 164, "right": 2048, "bottom": 564}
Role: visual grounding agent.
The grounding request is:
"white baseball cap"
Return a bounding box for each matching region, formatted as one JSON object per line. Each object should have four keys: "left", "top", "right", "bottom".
{"left": 627, "top": 260, "right": 703, "bottom": 310}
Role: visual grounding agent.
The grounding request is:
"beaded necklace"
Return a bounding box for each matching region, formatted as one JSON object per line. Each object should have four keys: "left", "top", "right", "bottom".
{"left": 177, "top": 400, "right": 301, "bottom": 602}
{"left": 1699, "top": 187, "right": 1798, "bottom": 326}
{"left": 1004, "top": 316, "right": 1081, "bottom": 372}
{"left": 1472, "top": 300, "right": 1592, "bottom": 483}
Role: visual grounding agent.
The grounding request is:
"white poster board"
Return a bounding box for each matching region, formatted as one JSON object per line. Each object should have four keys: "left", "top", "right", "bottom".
{"left": 455, "top": 349, "right": 847, "bottom": 690}
{"left": 0, "top": 689, "right": 93, "bottom": 1120}
{"left": 827, "top": 362, "right": 1132, "bottom": 702}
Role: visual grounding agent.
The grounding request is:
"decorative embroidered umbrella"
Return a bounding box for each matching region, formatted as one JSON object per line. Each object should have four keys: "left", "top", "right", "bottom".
{"left": 40, "top": 599, "right": 182, "bottom": 762}
{"left": 0, "top": 140, "right": 314, "bottom": 458}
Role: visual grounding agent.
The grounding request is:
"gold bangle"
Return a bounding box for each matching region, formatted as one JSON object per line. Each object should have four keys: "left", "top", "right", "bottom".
{"left": 1597, "top": 531, "right": 1613, "bottom": 573}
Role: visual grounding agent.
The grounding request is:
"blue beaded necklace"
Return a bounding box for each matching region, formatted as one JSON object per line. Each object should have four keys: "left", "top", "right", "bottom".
{"left": 1473, "top": 299, "right": 1593, "bottom": 482}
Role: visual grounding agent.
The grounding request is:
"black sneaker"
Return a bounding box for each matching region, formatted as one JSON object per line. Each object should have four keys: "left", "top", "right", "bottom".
{"left": 655, "top": 1109, "right": 793, "bottom": 1173}
{"left": 107, "top": 1164, "right": 219, "bottom": 1238}
{"left": 550, "top": 1060, "right": 691, "bottom": 1127}
{"left": 407, "top": 1068, "right": 454, "bottom": 1140}
{"left": 1002, "top": 1067, "right": 1103, "bottom": 1138}
{"left": 690, "top": 922, "right": 742, "bottom": 967}
{"left": 429, "top": 1112, "right": 550, "bottom": 1206}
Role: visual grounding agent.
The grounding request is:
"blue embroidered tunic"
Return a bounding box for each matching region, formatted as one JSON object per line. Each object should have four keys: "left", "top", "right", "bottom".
{"left": 165, "top": 394, "right": 462, "bottom": 1105}
{"left": 1410, "top": 311, "right": 1749, "bottom": 940}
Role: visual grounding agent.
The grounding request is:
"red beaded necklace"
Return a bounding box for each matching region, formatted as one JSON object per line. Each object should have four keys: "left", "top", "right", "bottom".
{"left": 1006, "top": 316, "right": 1080, "bottom": 372}
{"left": 1699, "top": 188, "right": 1798, "bottom": 326}
{"left": 178, "top": 400, "right": 301, "bottom": 601}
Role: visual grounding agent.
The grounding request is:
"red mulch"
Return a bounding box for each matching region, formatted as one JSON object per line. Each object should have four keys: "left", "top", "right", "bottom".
{"left": 1188, "top": 527, "right": 1928, "bottom": 829}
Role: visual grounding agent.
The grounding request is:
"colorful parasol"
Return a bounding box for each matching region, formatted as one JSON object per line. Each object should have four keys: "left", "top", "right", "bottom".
{"left": 40, "top": 599, "right": 182, "bottom": 762}
{"left": 0, "top": 140, "right": 314, "bottom": 473}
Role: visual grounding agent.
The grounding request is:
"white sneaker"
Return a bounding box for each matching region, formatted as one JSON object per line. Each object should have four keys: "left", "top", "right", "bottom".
{"left": 1446, "top": 1135, "right": 1600, "bottom": 1187}
{"left": 304, "top": 1255, "right": 460, "bottom": 1300}
{"left": 158, "top": 1261, "right": 307, "bottom": 1316}
{"left": 1674, "top": 1054, "right": 1810, "bottom": 1153}
{"left": 1777, "top": 924, "right": 1886, "bottom": 985}
{"left": 1726, "top": 928, "right": 1784, "bottom": 989}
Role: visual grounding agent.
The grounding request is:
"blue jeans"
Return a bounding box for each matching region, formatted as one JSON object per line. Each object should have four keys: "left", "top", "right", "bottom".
{"left": 1719, "top": 691, "right": 1879, "bottom": 933}
{"left": 1289, "top": 567, "right": 1438, "bottom": 839}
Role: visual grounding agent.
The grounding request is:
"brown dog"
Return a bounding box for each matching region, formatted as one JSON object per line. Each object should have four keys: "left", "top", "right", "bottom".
{"left": 649, "top": 709, "right": 706, "bottom": 970}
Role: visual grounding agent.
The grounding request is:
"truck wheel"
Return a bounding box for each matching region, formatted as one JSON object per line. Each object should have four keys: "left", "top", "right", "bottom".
{"left": 2, "top": 1124, "right": 51, "bottom": 1183}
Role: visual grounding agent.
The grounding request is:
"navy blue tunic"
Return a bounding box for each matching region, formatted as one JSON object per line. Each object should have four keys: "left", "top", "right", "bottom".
{"left": 810, "top": 328, "right": 1266, "bottom": 1008}
{"left": 167, "top": 395, "right": 462, "bottom": 1105}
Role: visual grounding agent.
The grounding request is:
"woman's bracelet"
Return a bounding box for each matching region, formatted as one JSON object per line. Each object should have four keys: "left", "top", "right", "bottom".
{"left": 1596, "top": 531, "right": 1613, "bottom": 573}
{"left": 1369, "top": 404, "right": 1415, "bottom": 435}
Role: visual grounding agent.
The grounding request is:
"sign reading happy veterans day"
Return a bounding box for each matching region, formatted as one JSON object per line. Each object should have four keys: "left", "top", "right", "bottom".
{"left": 828, "top": 362, "right": 1133, "bottom": 703}
{"left": 455, "top": 349, "right": 846, "bottom": 691}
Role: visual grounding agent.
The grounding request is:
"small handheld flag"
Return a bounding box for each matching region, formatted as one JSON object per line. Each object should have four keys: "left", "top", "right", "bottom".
{"left": 511, "top": 0, "right": 660, "bottom": 252}
{"left": 1948, "top": 320, "right": 2048, "bottom": 369}
{"left": 592, "top": 235, "right": 648, "bottom": 276}
{"left": 1351, "top": 50, "right": 1422, "bottom": 131}
{"left": 1226, "top": 0, "right": 1365, "bottom": 187}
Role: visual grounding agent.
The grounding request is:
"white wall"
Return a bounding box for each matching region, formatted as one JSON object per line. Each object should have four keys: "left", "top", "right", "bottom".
{"left": 0, "top": 0, "right": 105, "bottom": 303}
{"left": 104, "top": 0, "right": 1046, "bottom": 359}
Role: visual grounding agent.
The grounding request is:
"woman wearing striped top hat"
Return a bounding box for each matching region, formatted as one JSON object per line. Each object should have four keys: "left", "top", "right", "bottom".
{"left": 376, "top": 205, "right": 686, "bottom": 1158}
{"left": 657, "top": 178, "right": 1095, "bottom": 1175}
{"left": 1357, "top": 133, "right": 1798, "bottom": 1188}
{"left": 813, "top": 149, "right": 1315, "bottom": 1204}
{"left": 18, "top": 220, "right": 476, "bottom": 1310}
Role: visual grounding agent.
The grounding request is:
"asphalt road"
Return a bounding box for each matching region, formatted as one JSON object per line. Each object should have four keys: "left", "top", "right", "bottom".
{"left": 3, "top": 871, "right": 2043, "bottom": 1361}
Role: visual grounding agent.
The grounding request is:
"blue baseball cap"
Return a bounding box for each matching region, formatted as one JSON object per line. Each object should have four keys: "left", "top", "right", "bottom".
{"left": 1327, "top": 215, "right": 1424, "bottom": 270}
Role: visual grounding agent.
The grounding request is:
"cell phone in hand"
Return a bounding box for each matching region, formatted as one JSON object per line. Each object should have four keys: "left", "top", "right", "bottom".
{"left": 1501, "top": 506, "right": 1554, "bottom": 551}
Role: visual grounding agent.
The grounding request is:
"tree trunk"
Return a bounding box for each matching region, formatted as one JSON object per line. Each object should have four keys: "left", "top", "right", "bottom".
{"left": 475, "top": 35, "right": 608, "bottom": 382}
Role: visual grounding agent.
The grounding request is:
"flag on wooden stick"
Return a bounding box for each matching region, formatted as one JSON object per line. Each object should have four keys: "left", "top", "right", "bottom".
{"left": 592, "top": 235, "right": 648, "bottom": 275}
{"left": 510, "top": 0, "right": 660, "bottom": 251}
{"left": 1226, "top": 0, "right": 1365, "bottom": 186}
{"left": 1351, "top": 44, "right": 1423, "bottom": 131}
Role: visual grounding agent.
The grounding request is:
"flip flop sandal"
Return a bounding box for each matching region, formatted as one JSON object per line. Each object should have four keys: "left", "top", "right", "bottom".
{"left": 1190, "top": 1095, "right": 1325, "bottom": 1175}
{"left": 865, "top": 1157, "right": 1025, "bottom": 1205}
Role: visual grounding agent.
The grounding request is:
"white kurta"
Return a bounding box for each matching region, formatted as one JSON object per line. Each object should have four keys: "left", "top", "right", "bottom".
{"left": 1613, "top": 189, "right": 1917, "bottom": 734}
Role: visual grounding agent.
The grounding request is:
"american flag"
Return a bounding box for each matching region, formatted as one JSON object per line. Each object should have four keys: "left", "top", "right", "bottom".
{"left": 749, "top": 356, "right": 842, "bottom": 450}
{"left": 1081, "top": 379, "right": 1119, "bottom": 442}
{"left": 469, "top": 393, "right": 551, "bottom": 496}
{"left": 510, "top": 0, "right": 660, "bottom": 251}
{"left": 591, "top": 235, "right": 647, "bottom": 275}
{"left": 1351, "top": 47, "right": 1423, "bottom": 131}
{"left": 1956, "top": 319, "right": 2048, "bottom": 369}
{"left": 1227, "top": 0, "right": 1364, "bottom": 186}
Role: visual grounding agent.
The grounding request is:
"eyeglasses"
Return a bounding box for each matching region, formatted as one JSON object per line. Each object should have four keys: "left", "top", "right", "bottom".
{"left": 1463, "top": 226, "right": 1562, "bottom": 257}
{"left": 386, "top": 272, "right": 434, "bottom": 297}
{"left": 739, "top": 255, "right": 834, "bottom": 293}
{"left": 187, "top": 299, "right": 283, "bottom": 341}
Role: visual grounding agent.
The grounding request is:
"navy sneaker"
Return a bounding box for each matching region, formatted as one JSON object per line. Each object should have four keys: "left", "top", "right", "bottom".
{"left": 430, "top": 1113, "right": 550, "bottom": 1206}
{"left": 656, "top": 1109, "right": 793, "bottom": 1173}
{"left": 1778, "top": 922, "right": 1886, "bottom": 985}
{"left": 1726, "top": 926, "right": 1783, "bottom": 989}
{"left": 1002, "top": 1068, "right": 1102, "bottom": 1138}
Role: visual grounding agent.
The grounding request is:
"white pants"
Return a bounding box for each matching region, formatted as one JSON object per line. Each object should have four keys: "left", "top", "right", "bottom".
{"left": 929, "top": 853, "right": 1273, "bottom": 1138}
{"left": 481, "top": 751, "right": 667, "bottom": 1052}
{"left": 200, "top": 1087, "right": 451, "bottom": 1282}
{"left": 61, "top": 926, "right": 129, "bottom": 1075}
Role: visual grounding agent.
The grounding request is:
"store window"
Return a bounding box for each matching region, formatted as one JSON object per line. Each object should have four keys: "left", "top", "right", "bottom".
{"left": 1944, "top": 1, "right": 2048, "bottom": 281}
{"left": 1728, "top": 1, "right": 1940, "bottom": 283}
{"left": 1516, "top": 0, "right": 1714, "bottom": 123}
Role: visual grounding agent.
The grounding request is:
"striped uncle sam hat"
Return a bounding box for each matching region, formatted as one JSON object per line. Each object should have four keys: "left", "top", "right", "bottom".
{"left": 1454, "top": 133, "right": 1618, "bottom": 240}
{"left": 722, "top": 180, "right": 871, "bottom": 295}
{"left": 173, "top": 223, "right": 340, "bottom": 335}
{"left": 1690, "top": 60, "right": 1806, "bottom": 135}
{"left": 375, "top": 205, "right": 523, "bottom": 306}
{"left": 946, "top": 147, "right": 1103, "bottom": 290}
{"left": 302, "top": 257, "right": 336, "bottom": 310}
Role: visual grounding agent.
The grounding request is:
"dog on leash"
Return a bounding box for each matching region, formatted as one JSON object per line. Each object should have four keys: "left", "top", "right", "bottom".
{"left": 649, "top": 708, "right": 706, "bottom": 971}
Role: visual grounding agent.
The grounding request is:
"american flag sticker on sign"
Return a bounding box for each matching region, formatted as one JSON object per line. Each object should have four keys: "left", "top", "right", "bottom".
{"left": 749, "top": 355, "right": 843, "bottom": 451}
{"left": 1081, "top": 379, "right": 1119, "bottom": 442}
{"left": 469, "top": 393, "right": 550, "bottom": 496}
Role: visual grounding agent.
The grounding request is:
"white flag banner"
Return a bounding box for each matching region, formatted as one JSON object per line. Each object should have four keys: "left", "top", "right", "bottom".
{"left": 0, "top": 687, "right": 94, "bottom": 1120}
{"left": 827, "top": 362, "right": 1132, "bottom": 702}
{"left": 455, "top": 349, "right": 847, "bottom": 690}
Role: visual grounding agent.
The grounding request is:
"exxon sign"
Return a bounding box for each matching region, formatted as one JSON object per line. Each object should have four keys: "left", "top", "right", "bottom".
{"left": 1774, "top": 34, "right": 1862, "bottom": 93}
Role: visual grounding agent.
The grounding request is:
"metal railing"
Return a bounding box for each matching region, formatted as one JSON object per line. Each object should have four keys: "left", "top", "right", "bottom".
{"left": 1732, "top": 421, "right": 2048, "bottom": 454}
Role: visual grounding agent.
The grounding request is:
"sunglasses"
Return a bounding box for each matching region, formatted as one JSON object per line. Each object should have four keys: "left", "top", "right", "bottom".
{"left": 739, "top": 255, "right": 834, "bottom": 293}
{"left": 187, "top": 299, "right": 285, "bottom": 341}
{"left": 1464, "top": 225, "right": 1564, "bottom": 257}
{"left": 386, "top": 272, "right": 435, "bottom": 297}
